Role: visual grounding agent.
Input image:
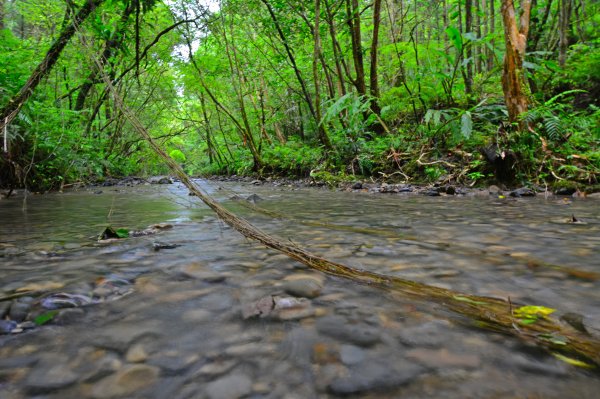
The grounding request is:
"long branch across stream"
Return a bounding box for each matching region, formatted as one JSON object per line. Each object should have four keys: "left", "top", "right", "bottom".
{"left": 1, "top": 180, "right": 600, "bottom": 398}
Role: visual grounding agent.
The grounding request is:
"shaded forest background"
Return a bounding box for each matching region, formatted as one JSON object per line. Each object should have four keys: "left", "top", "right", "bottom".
{"left": 0, "top": 0, "right": 598, "bottom": 192}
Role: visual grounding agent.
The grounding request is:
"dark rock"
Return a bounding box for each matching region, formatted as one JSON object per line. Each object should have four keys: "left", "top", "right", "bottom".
{"left": 54, "top": 308, "right": 85, "bottom": 325}
{"left": 9, "top": 301, "right": 30, "bottom": 322}
{"left": 0, "top": 319, "right": 17, "bottom": 334}
{"left": 422, "top": 189, "right": 441, "bottom": 197}
{"left": 245, "top": 193, "right": 262, "bottom": 203}
{"left": 352, "top": 182, "right": 363, "bottom": 190}
{"left": 251, "top": 179, "right": 262, "bottom": 185}
{"left": 0, "top": 300, "right": 10, "bottom": 318}
{"left": 445, "top": 186, "right": 456, "bottom": 195}
{"left": 329, "top": 359, "right": 422, "bottom": 395}
{"left": 510, "top": 187, "right": 536, "bottom": 197}
{"left": 148, "top": 176, "right": 173, "bottom": 184}
{"left": 555, "top": 187, "right": 576, "bottom": 196}
{"left": 94, "top": 190, "right": 103, "bottom": 195}
{"left": 205, "top": 373, "right": 253, "bottom": 399}
{"left": 316, "top": 315, "right": 381, "bottom": 347}
{"left": 152, "top": 242, "right": 182, "bottom": 251}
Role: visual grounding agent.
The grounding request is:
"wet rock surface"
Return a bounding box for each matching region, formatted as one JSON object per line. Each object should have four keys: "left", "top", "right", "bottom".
{"left": 0, "top": 180, "right": 599, "bottom": 398}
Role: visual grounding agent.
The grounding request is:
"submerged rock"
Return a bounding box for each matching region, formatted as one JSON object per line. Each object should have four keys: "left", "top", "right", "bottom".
{"left": 282, "top": 277, "right": 323, "bottom": 299}
{"left": 316, "top": 315, "right": 381, "bottom": 347}
{"left": 91, "top": 364, "right": 159, "bottom": 398}
{"left": 205, "top": 373, "right": 253, "bottom": 399}
{"left": 328, "top": 359, "right": 422, "bottom": 395}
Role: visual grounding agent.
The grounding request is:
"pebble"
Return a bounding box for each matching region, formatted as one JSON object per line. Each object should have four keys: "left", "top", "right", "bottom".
{"left": 339, "top": 344, "right": 366, "bottom": 365}
{"left": 205, "top": 372, "right": 253, "bottom": 399}
{"left": 282, "top": 276, "right": 323, "bottom": 299}
{"left": 91, "top": 364, "right": 159, "bottom": 398}
{"left": 196, "top": 359, "right": 238, "bottom": 377}
{"left": 125, "top": 343, "right": 149, "bottom": 363}
{"left": 316, "top": 315, "right": 381, "bottom": 347}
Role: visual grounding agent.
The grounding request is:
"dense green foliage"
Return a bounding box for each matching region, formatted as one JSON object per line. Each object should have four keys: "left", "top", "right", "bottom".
{"left": 0, "top": 0, "right": 598, "bottom": 191}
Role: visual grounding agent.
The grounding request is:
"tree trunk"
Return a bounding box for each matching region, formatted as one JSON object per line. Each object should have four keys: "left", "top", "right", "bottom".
{"left": 369, "top": 0, "right": 382, "bottom": 116}
{"left": 0, "top": 0, "right": 105, "bottom": 133}
{"left": 500, "top": 0, "right": 532, "bottom": 125}
{"left": 558, "top": 0, "right": 572, "bottom": 67}
{"left": 346, "top": 0, "right": 366, "bottom": 96}
{"left": 464, "top": 0, "right": 474, "bottom": 96}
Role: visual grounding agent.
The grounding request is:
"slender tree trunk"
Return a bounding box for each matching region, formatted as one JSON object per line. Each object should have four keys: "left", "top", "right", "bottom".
{"left": 313, "top": 0, "right": 326, "bottom": 144}
{"left": 346, "top": 0, "right": 366, "bottom": 96}
{"left": 324, "top": 0, "right": 347, "bottom": 96}
{"left": 558, "top": 0, "right": 572, "bottom": 67}
{"left": 464, "top": 0, "right": 474, "bottom": 96}
{"left": 488, "top": 0, "right": 495, "bottom": 71}
{"left": 0, "top": 0, "right": 105, "bottom": 133}
{"left": 501, "top": 0, "right": 532, "bottom": 125}
{"left": 369, "top": 0, "right": 382, "bottom": 115}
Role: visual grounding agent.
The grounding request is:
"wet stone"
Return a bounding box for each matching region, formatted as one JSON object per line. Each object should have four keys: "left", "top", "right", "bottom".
{"left": 316, "top": 315, "right": 381, "bottom": 347}
{"left": 328, "top": 359, "right": 423, "bottom": 395}
{"left": 54, "top": 308, "right": 85, "bottom": 325}
{"left": 205, "top": 372, "right": 253, "bottom": 399}
{"left": 91, "top": 364, "right": 160, "bottom": 398}
{"left": 0, "top": 300, "right": 11, "bottom": 318}
{"left": 196, "top": 359, "right": 238, "bottom": 377}
{"left": 24, "top": 356, "right": 78, "bottom": 393}
{"left": 9, "top": 302, "right": 30, "bottom": 322}
{"left": 282, "top": 278, "right": 323, "bottom": 299}
{"left": 339, "top": 344, "right": 366, "bottom": 366}
{"left": 148, "top": 352, "right": 200, "bottom": 375}
{"left": 398, "top": 320, "right": 453, "bottom": 347}
{"left": 0, "top": 319, "right": 17, "bottom": 334}
{"left": 510, "top": 187, "right": 536, "bottom": 197}
{"left": 125, "top": 343, "right": 149, "bottom": 363}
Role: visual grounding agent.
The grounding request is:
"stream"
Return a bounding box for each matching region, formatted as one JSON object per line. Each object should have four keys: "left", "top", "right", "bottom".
{"left": 1, "top": 180, "right": 600, "bottom": 398}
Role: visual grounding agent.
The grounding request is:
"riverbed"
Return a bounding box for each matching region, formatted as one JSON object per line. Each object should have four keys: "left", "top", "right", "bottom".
{"left": 1, "top": 180, "right": 599, "bottom": 398}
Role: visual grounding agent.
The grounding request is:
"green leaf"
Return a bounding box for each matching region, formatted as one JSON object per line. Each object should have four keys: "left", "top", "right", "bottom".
{"left": 460, "top": 112, "right": 473, "bottom": 138}
{"left": 115, "top": 228, "right": 129, "bottom": 238}
{"left": 552, "top": 353, "right": 596, "bottom": 369}
{"left": 514, "top": 305, "right": 556, "bottom": 319}
{"left": 445, "top": 26, "right": 463, "bottom": 53}
{"left": 34, "top": 310, "right": 59, "bottom": 326}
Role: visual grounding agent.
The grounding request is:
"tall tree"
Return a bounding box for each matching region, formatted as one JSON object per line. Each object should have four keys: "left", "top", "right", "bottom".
{"left": 500, "top": 0, "right": 532, "bottom": 124}
{"left": 369, "top": 0, "right": 382, "bottom": 115}
{"left": 0, "top": 0, "right": 105, "bottom": 132}
{"left": 558, "top": 0, "right": 573, "bottom": 67}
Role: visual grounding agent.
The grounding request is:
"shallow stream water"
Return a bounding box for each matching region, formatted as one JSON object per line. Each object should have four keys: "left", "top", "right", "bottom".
{"left": 1, "top": 180, "right": 600, "bottom": 398}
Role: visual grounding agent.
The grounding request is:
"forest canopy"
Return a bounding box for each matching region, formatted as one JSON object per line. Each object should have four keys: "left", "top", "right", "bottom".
{"left": 0, "top": 0, "right": 598, "bottom": 191}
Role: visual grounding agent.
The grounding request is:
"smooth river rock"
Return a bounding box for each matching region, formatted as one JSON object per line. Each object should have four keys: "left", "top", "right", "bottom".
{"left": 205, "top": 372, "right": 253, "bottom": 399}
{"left": 91, "top": 364, "right": 160, "bottom": 398}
